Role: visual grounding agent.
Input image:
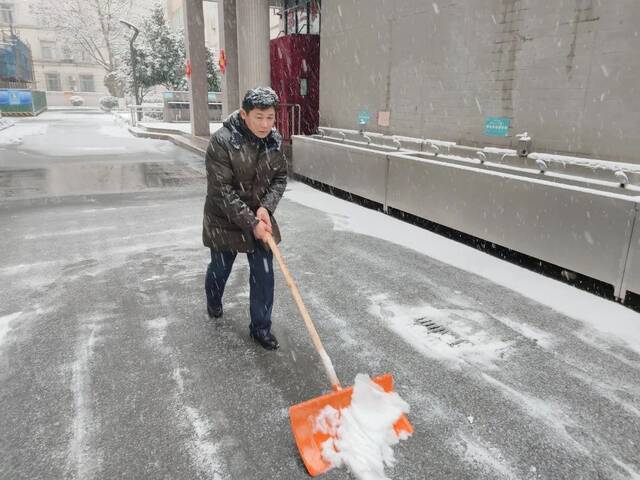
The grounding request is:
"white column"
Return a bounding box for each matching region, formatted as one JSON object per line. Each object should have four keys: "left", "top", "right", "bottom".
{"left": 219, "top": 0, "right": 240, "bottom": 116}
{"left": 235, "top": 0, "right": 271, "bottom": 98}
{"left": 183, "top": 0, "right": 210, "bottom": 137}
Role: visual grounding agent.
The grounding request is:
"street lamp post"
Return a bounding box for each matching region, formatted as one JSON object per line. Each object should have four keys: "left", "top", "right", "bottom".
{"left": 119, "top": 19, "right": 140, "bottom": 119}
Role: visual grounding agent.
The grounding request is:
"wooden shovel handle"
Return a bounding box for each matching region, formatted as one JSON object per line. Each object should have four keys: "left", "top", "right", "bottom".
{"left": 266, "top": 235, "right": 342, "bottom": 391}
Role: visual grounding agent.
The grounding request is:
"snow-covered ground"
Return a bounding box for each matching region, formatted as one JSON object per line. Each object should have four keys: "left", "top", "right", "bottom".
{"left": 286, "top": 181, "right": 640, "bottom": 357}
{"left": 1, "top": 112, "right": 640, "bottom": 480}
{"left": 0, "top": 110, "right": 182, "bottom": 159}
{"left": 137, "top": 121, "right": 224, "bottom": 135}
{"left": 110, "top": 108, "right": 223, "bottom": 135}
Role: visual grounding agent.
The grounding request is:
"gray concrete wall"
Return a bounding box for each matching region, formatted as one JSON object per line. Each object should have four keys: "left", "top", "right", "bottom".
{"left": 319, "top": 0, "right": 640, "bottom": 163}
{"left": 292, "top": 135, "right": 640, "bottom": 298}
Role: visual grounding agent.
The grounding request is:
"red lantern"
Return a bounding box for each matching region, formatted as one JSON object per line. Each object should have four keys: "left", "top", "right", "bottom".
{"left": 219, "top": 49, "right": 227, "bottom": 75}
{"left": 185, "top": 59, "right": 192, "bottom": 80}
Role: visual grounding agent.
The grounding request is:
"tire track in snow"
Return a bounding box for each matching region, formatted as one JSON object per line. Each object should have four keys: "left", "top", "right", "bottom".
{"left": 480, "top": 373, "right": 590, "bottom": 456}
{"left": 455, "top": 433, "right": 521, "bottom": 480}
{"left": 67, "top": 320, "right": 103, "bottom": 479}
{"left": 145, "top": 296, "right": 230, "bottom": 480}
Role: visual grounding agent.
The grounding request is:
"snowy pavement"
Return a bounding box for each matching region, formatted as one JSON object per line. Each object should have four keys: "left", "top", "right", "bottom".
{"left": 1, "top": 111, "right": 640, "bottom": 479}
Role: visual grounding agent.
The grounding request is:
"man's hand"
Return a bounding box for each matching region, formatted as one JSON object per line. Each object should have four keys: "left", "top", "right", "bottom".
{"left": 256, "top": 207, "right": 272, "bottom": 230}
{"left": 253, "top": 218, "right": 272, "bottom": 242}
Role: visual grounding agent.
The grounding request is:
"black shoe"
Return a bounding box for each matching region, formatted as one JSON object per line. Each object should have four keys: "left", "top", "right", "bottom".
{"left": 207, "top": 304, "right": 223, "bottom": 318}
{"left": 250, "top": 331, "right": 279, "bottom": 350}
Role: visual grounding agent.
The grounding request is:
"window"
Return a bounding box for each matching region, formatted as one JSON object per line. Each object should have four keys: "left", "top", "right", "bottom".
{"left": 79, "top": 74, "right": 95, "bottom": 92}
{"left": 283, "top": 0, "right": 321, "bottom": 35}
{"left": 0, "top": 3, "right": 14, "bottom": 25}
{"left": 45, "top": 72, "right": 61, "bottom": 91}
{"left": 295, "top": 5, "right": 307, "bottom": 33}
{"left": 41, "top": 41, "right": 56, "bottom": 60}
{"left": 309, "top": 0, "right": 320, "bottom": 34}
{"left": 286, "top": 9, "right": 295, "bottom": 33}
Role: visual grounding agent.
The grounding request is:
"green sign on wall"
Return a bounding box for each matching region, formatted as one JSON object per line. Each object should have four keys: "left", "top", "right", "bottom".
{"left": 358, "top": 110, "right": 371, "bottom": 125}
{"left": 484, "top": 117, "right": 510, "bottom": 137}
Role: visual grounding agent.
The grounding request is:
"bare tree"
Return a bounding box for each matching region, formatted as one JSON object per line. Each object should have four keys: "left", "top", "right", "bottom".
{"left": 32, "top": 0, "right": 141, "bottom": 96}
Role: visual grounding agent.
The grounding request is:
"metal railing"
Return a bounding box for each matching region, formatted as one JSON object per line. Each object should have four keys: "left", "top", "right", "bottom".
{"left": 128, "top": 105, "right": 163, "bottom": 126}
{"left": 164, "top": 101, "right": 223, "bottom": 123}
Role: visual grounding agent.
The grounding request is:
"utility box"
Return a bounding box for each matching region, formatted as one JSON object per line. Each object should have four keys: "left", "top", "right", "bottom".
{"left": 0, "top": 89, "right": 46, "bottom": 116}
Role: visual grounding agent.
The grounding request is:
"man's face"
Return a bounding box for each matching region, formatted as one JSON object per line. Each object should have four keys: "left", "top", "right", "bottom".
{"left": 240, "top": 107, "right": 276, "bottom": 138}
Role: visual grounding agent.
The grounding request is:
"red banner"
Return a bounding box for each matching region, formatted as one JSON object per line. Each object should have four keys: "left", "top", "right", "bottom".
{"left": 219, "top": 49, "right": 227, "bottom": 75}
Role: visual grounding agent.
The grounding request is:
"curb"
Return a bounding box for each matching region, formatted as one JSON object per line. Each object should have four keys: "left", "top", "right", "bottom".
{"left": 127, "top": 126, "right": 207, "bottom": 155}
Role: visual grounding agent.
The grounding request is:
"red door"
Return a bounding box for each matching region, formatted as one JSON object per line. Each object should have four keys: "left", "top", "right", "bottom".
{"left": 270, "top": 35, "right": 320, "bottom": 138}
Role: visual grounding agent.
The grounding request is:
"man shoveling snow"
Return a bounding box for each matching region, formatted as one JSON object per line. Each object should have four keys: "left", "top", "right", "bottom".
{"left": 264, "top": 206, "right": 413, "bottom": 477}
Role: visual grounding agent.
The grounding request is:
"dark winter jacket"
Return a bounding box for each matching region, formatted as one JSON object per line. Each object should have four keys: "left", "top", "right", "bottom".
{"left": 202, "top": 110, "right": 288, "bottom": 252}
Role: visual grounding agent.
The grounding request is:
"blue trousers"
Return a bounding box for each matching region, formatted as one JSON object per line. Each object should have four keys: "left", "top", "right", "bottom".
{"left": 205, "top": 243, "right": 274, "bottom": 337}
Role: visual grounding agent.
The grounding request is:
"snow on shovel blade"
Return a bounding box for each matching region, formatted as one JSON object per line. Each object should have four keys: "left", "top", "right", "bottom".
{"left": 289, "top": 374, "right": 413, "bottom": 477}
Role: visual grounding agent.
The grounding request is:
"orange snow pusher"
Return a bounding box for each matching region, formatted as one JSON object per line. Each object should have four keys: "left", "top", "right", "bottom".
{"left": 266, "top": 236, "right": 413, "bottom": 477}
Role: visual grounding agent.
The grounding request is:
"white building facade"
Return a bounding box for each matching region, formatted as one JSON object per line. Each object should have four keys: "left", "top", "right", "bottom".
{"left": 1, "top": 0, "right": 110, "bottom": 106}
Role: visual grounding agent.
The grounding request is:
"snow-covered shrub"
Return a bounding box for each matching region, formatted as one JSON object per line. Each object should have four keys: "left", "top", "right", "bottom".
{"left": 99, "top": 96, "right": 119, "bottom": 112}
{"left": 70, "top": 95, "right": 84, "bottom": 106}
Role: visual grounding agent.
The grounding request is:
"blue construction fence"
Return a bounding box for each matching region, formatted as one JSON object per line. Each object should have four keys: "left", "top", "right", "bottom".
{"left": 0, "top": 89, "right": 47, "bottom": 116}
{"left": 0, "top": 34, "right": 34, "bottom": 85}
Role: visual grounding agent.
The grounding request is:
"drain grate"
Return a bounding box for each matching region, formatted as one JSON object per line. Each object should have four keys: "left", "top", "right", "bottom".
{"left": 414, "top": 317, "right": 471, "bottom": 347}
{"left": 414, "top": 316, "right": 450, "bottom": 333}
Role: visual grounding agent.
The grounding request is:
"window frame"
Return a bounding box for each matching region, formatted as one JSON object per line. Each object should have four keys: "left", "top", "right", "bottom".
{"left": 283, "top": 0, "right": 320, "bottom": 35}
{"left": 0, "top": 3, "right": 14, "bottom": 25}
{"left": 79, "top": 74, "right": 95, "bottom": 92}
{"left": 45, "top": 72, "right": 62, "bottom": 91}
{"left": 40, "top": 41, "right": 56, "bottom": 61}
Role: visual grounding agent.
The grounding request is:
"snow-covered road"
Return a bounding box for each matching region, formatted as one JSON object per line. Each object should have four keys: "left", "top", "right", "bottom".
{"left": 1, "top": 112, "right": 639, "bottom": 479}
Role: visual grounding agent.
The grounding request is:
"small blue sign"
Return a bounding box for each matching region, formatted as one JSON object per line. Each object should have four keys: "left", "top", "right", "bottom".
{"left": 358, "top": 109, "right": 371, "bottom": 125}
{"left": 207, "top": 92, "right": 218, "bottom": 102}
{"left": 484, "top": 116, "right": 510, "bottom": 137}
